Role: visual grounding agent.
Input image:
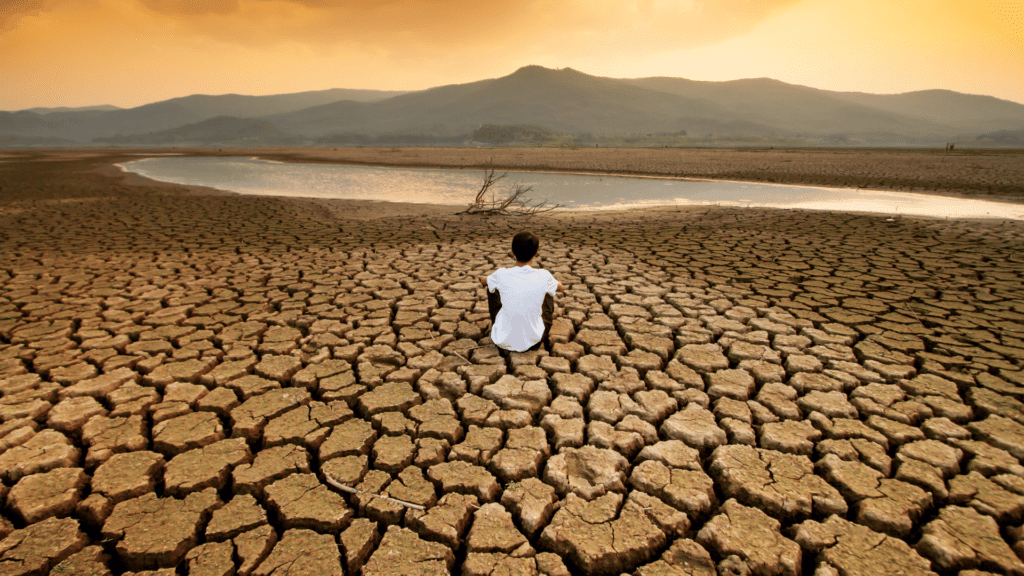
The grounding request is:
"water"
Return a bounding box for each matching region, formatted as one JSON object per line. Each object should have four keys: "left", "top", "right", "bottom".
{"left": 118, "top": 156, "right": 1024, "bottom": 220}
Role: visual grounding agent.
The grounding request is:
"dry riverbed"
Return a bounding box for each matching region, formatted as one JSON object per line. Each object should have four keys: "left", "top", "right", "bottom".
{"left": 0, "top": 150, "right": 1022, "bottom": 575}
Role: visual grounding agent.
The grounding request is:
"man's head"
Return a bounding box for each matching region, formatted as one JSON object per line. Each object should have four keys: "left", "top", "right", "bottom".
{"left": 511, "top": 230, "right": 540, "bottom": 263}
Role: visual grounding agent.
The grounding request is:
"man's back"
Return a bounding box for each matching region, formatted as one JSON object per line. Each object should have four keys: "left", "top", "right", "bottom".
{"left": 487, "top": 265, "right": 558, "bottom": 352}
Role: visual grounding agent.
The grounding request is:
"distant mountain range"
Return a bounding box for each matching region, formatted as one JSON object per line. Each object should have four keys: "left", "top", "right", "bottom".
{"left": 91, "top": 116, "right": 303, "bottom": 146}
{"left": 3, "top": 66, "right": 1023, "bottom": 147}
{"left": 21, "top": 105, "right": 123, "bottom": 115}
{"left": 0, "top": 88, "right": 406, "bottom": 143}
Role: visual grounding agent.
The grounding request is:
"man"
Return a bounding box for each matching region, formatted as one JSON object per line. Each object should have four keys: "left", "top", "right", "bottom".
{"left": 479, "top": 230, "right": 564, "bottom": 353}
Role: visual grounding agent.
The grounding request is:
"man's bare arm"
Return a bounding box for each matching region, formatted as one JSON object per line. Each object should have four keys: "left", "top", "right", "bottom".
{"left": 556, "top": 281, "right": 565, "bottom": 293}
{"left": 480, "top": 276, "right": 489, "bottom": 287}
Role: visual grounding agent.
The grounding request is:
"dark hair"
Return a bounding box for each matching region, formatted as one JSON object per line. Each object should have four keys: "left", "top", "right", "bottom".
{"left": 511, "top": 230, "right": 539, "bottom": 262}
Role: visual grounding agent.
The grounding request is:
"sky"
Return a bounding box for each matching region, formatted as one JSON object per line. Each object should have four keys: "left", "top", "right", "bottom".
{"left": 1, "top": 0, "right": 1022, "bottom": 110}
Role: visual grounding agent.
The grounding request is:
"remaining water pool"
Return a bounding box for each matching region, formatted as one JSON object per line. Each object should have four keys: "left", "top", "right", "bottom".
{"left": 118, "top": 156, "right": 1024, "bottom": 220}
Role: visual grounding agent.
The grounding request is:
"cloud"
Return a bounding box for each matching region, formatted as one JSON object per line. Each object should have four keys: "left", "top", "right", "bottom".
{"left": 42, "top": 0, "right": 804, "bottom": 56}
{"left": 0, "top": 0, "right": 61, "bottom": 29}
{"left": 136, "top": 0, "right": 241, "bottom": 16}
{"left": 0, "top": 0, "right": 812, "bottom": 109}
{"left": 543, "top": 0, "right": 806, "bottom": 57}
{"left": 2, "top": 0, "right": 1022, "bottom": 110}
{"left": 0, "top": 0, "right": 810, "bottom": 109}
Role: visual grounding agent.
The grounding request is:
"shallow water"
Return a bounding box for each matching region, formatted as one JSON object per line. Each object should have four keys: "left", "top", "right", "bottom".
{"left": 118, "top": 156, "right": 1024, "bottom": 220}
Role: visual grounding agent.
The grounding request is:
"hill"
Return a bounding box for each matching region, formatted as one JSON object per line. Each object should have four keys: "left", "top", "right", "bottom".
{"left": 2, "top": 88, "right": 406, "bottom": 143}
{"left": 92, "top": 116, "right": 298, "bottom": 145}
{"left": 958, "top": 129, "right": 1024, "bottom": 147}
{"left": 830, "top": 89, "right": 1024, "bottom": 133}
{"left": 0, "top": 134, "right": 81, "bottom": 148}
{"left": 267, "top": 66, "right": 778, "bottom": 138}
{"left": 263, "top": 67, "right": 1024, "bottom": 145}
{"left": 158, "top": 88, "right": 407, "bottom": 120}
{"left": 622, "top": 77, "right": 975, "bottom": 138}
{"left": 16, "top": 105, "right": 122, "bottom": 114}
{"left": 4, "top": 66, "right": 1023, "bottom": 147}
{"left": 0, "top": 111, "right": 60, "bottom": 136}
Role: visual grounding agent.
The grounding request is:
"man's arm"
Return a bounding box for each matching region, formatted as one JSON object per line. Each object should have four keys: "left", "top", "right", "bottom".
{"left": 550, "top": 272, "right": 564, "bottom": 294}
{"left": 480, "top": 276, "right": 489, "bottom": 288}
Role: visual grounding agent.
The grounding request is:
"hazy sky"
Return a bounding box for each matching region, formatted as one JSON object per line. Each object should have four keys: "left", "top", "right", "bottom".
{"left": 1, "top": 0, "right": 1022, "bottom": 110}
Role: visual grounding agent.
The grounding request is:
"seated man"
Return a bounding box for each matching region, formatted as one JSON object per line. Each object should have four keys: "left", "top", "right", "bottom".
{"left": 479, "top": 230, "right": 564, "bottom": 353}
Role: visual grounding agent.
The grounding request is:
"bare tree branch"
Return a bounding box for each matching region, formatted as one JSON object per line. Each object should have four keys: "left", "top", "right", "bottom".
{"left": 459, "top": 165, "right": 563, "bottom": 216}
{"left": 473, "top": 167, "right": 507, "bottom": 206}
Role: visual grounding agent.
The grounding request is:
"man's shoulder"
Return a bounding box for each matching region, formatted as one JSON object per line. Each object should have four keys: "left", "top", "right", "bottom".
{"left": 494, "top": 266, "right": 555, "bottom": 283}
{"left": 488, "top": 267, "right": 513, "bottom": 287}
{"left": 518, "top": 266, "right": 554, "bottom": 278}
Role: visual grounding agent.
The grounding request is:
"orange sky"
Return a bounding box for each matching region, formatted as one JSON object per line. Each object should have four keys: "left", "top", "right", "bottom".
{"left": 1, "top": 0, "right": 1022, "bottom": 110}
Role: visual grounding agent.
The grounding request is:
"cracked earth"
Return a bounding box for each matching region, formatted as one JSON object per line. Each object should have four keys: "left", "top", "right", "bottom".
{"left": 0, "top": 151, "right": 1023, "bottom": 575}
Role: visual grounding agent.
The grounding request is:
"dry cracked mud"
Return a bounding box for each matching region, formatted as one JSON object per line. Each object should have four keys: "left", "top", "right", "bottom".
{"left": 0, "top": 150, "right": 1022, "bottom": 575}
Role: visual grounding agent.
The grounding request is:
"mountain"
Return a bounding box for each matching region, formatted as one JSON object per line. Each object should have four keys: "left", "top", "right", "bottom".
{"left": 2, "top": 88, "right": 406, "bottom": 143}
{"left": 0, "top": 134, "right": 81, "bottom": 148}
{"left": 0, "top": 111, "right": 61, "bottom": 136}
{"left": 623, "top": 77, "right": 1024, "bottom": 138}
{"left": 1, "top": 102, "right": 205, "bottom": 142}
{"left": 17, "top": 105, "right": 122, "bottom": 114}
{"left": 830, "top": 90, "right": 1024, "bottom": 133}
{"left": 267, "top": 66, "right": 777, "bottom": 138}
{"left": 92, "top": 116, "right": 298, "bottom": 145}
{"left": 4, "top": 66, "right": 1024, "bottom": 146}
{"left": 266, "top": 67, "right": 1024, "bottom": 144}
{"left": 960, "top": 129, "right": 1024, "bottom": 147}
{"left": 79, "top": 101, "right": 207, "bottom": 139}
{"left": 622, "top": 77, "right": 961, "bottom": 138}
{"left": 156, "top": 88, "right": 407, "bottom": 120}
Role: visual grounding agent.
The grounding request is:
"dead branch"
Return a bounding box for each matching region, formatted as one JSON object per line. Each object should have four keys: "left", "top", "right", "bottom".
{"left": 473, "top": 168, "right": 506, "bottom": 206}
{"left": 459, "top": 168, "right": 563, "bottom": 216}
{"left": 323, "top": 472, "right": 426, "bottom": 511}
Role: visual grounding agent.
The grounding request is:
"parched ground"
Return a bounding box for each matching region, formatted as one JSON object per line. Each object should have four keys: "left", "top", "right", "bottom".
{"left": 0, "top": 150, "right": 1023, "bottom": 575}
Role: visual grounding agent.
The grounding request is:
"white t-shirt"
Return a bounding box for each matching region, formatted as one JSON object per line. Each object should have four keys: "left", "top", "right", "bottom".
{"left": 487, "top": 266, "right": 559, "bottom": 352}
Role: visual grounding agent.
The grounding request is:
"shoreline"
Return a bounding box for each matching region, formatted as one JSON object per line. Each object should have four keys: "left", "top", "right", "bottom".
{"left": 110, "top": 152, "right": 1024, "bottom": 223}
{"left": 105, "top": 162, "right": 239, "bottom": 197}
{"left": 102, "top": 161, "right": 459, "bottom": 219}
{"left": 3, "top": 147, "right": 1023, "bottom": 222}
{"left": 207, "top": 146, "right": 1024, "bottom": 204}
{"left": 7, "top": 146, "right": 1024, "bottom": 203}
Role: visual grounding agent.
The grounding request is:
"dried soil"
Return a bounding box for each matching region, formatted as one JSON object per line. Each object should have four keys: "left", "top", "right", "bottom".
{"left": 0, "top": 150, "right": 1022, "bottom": 574}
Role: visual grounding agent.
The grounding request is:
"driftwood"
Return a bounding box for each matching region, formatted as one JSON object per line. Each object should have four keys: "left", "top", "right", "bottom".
{"left": 323, "top": 473, "right": 426, "bottom": 511}
{"left": 458, "top": 167, "right": 562, "bottom": 216}
{"left": 901, "top": 302, "right": 925, "bottom": 326}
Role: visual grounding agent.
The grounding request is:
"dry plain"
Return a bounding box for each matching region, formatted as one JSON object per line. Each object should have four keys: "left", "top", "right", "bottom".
{"left": 0, "top": 148, "right": 1023, "bottom": 575}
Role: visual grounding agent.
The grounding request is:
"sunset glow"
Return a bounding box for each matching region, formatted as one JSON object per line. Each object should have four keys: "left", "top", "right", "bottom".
{"left": 1, "top": 0, "right": 1021, "bottom": 110}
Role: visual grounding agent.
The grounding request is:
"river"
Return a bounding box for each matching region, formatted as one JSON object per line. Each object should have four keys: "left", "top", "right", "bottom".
{"left": 118, "top": 156, "right": 1024, "bottom": 220}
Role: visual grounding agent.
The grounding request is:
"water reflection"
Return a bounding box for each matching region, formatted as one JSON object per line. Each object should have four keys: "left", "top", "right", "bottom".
{"left": 117, "top": 156, "right": 1024, "bottom": 220}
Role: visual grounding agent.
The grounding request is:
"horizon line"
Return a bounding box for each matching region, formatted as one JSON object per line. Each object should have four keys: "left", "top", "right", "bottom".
{"left": 6, "top": 64, "right": 1024, "bottom": 112}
